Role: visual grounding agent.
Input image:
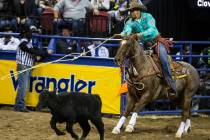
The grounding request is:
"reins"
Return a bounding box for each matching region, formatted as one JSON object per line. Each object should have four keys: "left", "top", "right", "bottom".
{"left": 120, "top": 38, "right": 159, "bottom": 92}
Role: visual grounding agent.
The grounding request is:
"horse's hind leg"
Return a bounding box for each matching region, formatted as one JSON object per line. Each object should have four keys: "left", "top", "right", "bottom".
{"left": 112, "top": 92, "right": 136, "bottom": 134}
{"left": 176, "top": 92, "right": 193, "bottom": 138}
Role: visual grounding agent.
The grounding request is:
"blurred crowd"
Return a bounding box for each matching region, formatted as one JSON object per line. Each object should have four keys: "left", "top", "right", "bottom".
{"left": 0, "top": 0, "right": 210, "bottom": 61}
{"left": 0, "top": 0, "right": 140, "bottom": 35}
{"left": 0, "top": 0, "right": 145, "bottom": 58}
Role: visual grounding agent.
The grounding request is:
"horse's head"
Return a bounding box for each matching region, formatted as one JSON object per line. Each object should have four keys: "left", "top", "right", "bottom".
{"left": 115, "top": 36, "right": 139, "bottom": 66}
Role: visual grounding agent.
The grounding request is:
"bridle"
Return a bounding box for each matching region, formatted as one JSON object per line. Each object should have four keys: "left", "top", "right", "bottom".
{"left": 118, "top": 38, "right": 145, "bottom": 91}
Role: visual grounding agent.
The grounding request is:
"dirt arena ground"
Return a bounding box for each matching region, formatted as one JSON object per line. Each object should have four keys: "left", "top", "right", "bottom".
{"left": 0, "top": 108, "right": 210, "bottom": 140}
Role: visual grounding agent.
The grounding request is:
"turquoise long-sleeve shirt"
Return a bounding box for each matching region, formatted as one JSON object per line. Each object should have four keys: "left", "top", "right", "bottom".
{"left": 121, "top": 12, "right": 159, "bottom": 42}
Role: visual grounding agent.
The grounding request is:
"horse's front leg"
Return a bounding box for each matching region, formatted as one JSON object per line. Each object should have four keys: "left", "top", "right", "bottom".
{"left": 125, "top": 91, "right": 150, "bottom": 133}
{"left": 112, "top": 91, "right": 136, "bottom": 134}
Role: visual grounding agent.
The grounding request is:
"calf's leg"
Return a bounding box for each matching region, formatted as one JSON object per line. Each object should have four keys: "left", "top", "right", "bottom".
{"left": 50, "top": 116, "right": 65, "bottom": 135}
{"left": 66, "top": 122, "right": 79, "bottom": 139}
{"left": 78, "top": 119, "right": 91, "bottom": 140}
{"left": 91, "top": 116, "right": 104, "bottom": 140}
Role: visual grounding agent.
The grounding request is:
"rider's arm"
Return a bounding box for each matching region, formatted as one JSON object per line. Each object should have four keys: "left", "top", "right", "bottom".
{"left": 140, "top": 13, "right": 159, "bottom": 42}
{"left": 120, "top": 19, "right": 133, "bottom": 36}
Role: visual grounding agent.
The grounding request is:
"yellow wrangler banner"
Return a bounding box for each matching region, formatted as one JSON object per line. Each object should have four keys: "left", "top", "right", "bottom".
{"left": 0, "top": 60, "right": 121, "bottom": 114}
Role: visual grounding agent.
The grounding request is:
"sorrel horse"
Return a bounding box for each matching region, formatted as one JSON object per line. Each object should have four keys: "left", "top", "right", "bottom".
{"left": 112, "top": 36, "right": 200, "bottom": 138}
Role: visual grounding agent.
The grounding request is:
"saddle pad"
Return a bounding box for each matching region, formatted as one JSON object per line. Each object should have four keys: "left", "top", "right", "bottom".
{"left": 170, "top": 61, "right": 188, "bottom": 80}
{"left": 150, "top": 54, "right": 188, "bottom": 80}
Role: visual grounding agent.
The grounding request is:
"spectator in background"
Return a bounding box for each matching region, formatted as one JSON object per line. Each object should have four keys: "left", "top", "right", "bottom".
{"left": 175, "top": 44, "right": 190, "bottom": 62}
{"left": 72, "top": 40, "right": 91, "bottom": 56}
{"left": 47, "top": 24, "right": 77, "bottom": 54}
{"left": 108, "top": 0, "right": 128, "bottom": 34}
{"left": 37, "top": 0, "right": 54, "bottom": 15}
{"left": 14, "top": 26, "right": 47, "bottom": 112}
{"left": 175, "top": 44, "right": 200, "bottom": 66}
{"left": 197, "top": 46, "right": 210, "bottom": 78}
{"left": 15, "top": 0, "right": 38, "bottom": 29}
{"left": 0, "top": 0, "right": 17, "bottom": 30}
{"left": 30, "top": 25, "right": 42, "bottom": 48}
{"left": 87, "top": 41, "right": 109, "bottom": 58}
{"left": 108, "top": 0, "right": 127, "bottom": 21}
{"left": 53, "top": 0, "right": 93, "bottom": 35}
{"left": 91, "top": 0, "right": 110, "bottom": 15}
{"left": 52, "top": 0, "right": 59, "bottom": 5}
{"left": 200, "top": 46, "right": 210, "bottom": 67}
{"left": 0, "top": 26, "right": 20, "bottom": 50}
{"left": 110, "top": 0, "right": 145, "bottom": 34}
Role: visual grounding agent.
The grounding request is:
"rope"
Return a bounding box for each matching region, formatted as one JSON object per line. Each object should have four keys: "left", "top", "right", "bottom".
{"left": 0, "top": 36, "right": 115, "bottom": 80}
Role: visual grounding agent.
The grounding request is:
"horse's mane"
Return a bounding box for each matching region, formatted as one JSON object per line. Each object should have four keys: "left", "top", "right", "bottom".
{"left": 122, "top": 36, "right": 145, "bottom": 56}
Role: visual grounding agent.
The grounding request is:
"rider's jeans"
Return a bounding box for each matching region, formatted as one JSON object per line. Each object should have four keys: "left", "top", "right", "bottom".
{"left": 159, "top": 44, "right": 176, "bottom": 91}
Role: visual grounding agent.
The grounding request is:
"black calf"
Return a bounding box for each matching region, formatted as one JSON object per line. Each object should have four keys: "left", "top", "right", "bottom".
{"left": 37, "top": 90, "right": 104, "bottom": 140}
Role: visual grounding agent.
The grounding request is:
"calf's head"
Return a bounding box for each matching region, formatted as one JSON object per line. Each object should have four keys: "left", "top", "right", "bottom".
{"left": 36, "top": 89, "right": 56, "bottom": 111}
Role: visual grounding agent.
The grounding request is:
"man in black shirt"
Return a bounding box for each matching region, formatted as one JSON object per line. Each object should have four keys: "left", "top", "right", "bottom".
{"left": 47, "top": 24, "right": 77, "bottom": 54}
{"left": 14, "top": 26, "right": 47, "bottom": 112}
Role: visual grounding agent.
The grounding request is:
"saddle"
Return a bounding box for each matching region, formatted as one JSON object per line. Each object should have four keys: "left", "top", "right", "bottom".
{"left": 148, "top": 53, "right": 188, "bottom": 80}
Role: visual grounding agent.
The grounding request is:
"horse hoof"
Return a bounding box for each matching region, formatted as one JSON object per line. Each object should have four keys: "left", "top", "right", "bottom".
{"left": 175, "top": 132, "right": 183, "bottom": 138}
{"left": 184, "top": 127, "right": 191, "bottom": 134}
{"left": 125, "top": 125, "right": 134, "bottom": 133}
{"left": 112, "top": 127, "right": 120, "bottom": 134}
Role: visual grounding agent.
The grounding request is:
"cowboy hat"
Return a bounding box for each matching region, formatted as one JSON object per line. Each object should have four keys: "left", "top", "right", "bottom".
{"left": 126, "top": 1, "right": 147, "bottom": 12}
